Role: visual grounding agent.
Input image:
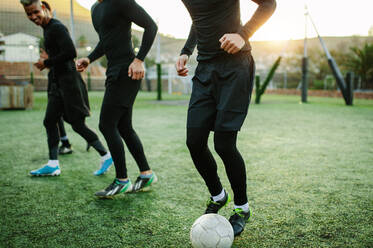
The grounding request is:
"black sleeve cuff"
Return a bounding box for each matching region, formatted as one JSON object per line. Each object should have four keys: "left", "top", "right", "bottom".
{"left": 180, "top": 48, "right": 192, "bottom": 57}
{"left": 44, "top": 59, "right": 53, "bottom": 67}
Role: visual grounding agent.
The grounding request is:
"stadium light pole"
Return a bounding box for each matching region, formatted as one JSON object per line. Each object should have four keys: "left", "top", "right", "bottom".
{"left": 156, "top": 26, "right": 162, "bottom": 101}
{"left": 86, "top": 46, "right": 92, "bottom": 91}
{"left": 70, "top": 0, "right": 76, "bottom": 46}
{"left": 28, "top": 45, "right": 34, "bottom": 84}
{"left": 301, "top": 5, "right": 308, "bottom": 103}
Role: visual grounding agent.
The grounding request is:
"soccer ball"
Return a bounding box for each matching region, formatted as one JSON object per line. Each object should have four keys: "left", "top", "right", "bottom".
{"left": 190, "top": 214, "right": 234, "bottom": 248}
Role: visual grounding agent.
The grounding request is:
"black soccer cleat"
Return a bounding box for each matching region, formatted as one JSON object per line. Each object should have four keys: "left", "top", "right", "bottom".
{"left": 229, "top": 208, "right": 251, "bottom": 237}
{"left": 58, "top": 145, "right": 73, "bottom": 155}
{"left": 204, "top": 189, "right": 231, "bottom": 214}
{"left": 94, "top": 179, "right": 133, "bottom": 198}
{"left": 132, "top": 173, "right": 158, "bottom": 192}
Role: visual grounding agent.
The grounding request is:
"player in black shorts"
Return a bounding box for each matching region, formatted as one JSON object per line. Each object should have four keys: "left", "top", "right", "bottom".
{"left": 21, "top": 0, "right": 112, "bottom": 177}
{"left": 76, "top": 0, "right": 158, "bottom": 197}
{"left": 176, "top": 0, "right": 276, "bottom": 236}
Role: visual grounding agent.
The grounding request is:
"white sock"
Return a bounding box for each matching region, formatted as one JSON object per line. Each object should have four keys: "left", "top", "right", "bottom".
{"left": 234, "top": 202, "right": 249, "bottom": 213}
{"left": 60, "top": 136, "right": 68, "bottom": 141}
{"left": 101, "top": 152, "right": 111, "bottom": 161}
{"left": 212, "top": 189, "right": 226, "bottom": 202}
{"left": 48, "top": 160, "right": 59, "bottom": 168}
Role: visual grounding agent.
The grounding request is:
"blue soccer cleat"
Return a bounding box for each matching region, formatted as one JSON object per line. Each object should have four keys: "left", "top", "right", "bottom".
{"left": 94, "top": 156, "right": 113, "bottom": 176}
{"left": 30, "top": 165, "right": 61, "bottom": 176}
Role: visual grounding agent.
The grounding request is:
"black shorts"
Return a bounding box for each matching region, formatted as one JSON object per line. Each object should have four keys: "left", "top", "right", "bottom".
{"left": 187, "top": 52, "right": 255, "bottom": 131}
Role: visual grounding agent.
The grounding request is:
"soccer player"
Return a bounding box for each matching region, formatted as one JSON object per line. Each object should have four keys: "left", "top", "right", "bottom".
{"left": 20, "top": 0, "right": 113, "bottom": 176}
{"left": 39, "top": 1, "right": 73, "bottom": 156}
{"left": 76, "top": 0, "right": 158, "bottom": 197}
{"left": 176, "top": 0, "right": 276, "bottom": 236}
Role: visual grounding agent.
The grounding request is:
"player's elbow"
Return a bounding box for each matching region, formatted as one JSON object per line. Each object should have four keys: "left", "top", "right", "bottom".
{"left": 264, "top": 0, "right": 276, "bottom": 12}
{"left": 69, "top": 48, "right": 77, "bottom": 59}
{"left": 149, "top": 20, "right": 158, "bottom": 37}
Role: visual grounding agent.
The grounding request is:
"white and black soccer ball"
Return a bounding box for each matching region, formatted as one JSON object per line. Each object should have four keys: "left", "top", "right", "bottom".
{"left": 190, "top": 214, "right": 234, "bottom": 248}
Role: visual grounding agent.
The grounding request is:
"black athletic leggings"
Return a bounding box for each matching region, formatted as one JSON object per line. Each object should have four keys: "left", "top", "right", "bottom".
{"left": 99, "top": 103, "right": 150, "bottom": 179}
{"left": 44, "top": 95, "right": 104, "bottom": 160}
{"left": 57, "top": 118, "right": 67, "bottom": 138}
{"left": 186, "top": 128, "right": 248, "bottom": 205}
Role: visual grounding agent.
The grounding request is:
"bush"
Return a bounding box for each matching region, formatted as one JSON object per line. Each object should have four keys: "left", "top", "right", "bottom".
{"left": 311, "top": 76, "right": 335, "bottom": 90}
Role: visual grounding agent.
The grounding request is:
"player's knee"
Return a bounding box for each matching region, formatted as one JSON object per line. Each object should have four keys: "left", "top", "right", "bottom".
{"left": 214, "top": 139, "right": 234, "bottom": 157}
{"left": 98, "top": 121, "right": 107, "bottom": 134}
{"left": 186, "top": 136, "right": 204, "bottom": 154}
{"left": 71, "top": 123, "right": 83, "bottom": 133}
{"left": 119, "top": 127, "right": 133, "bottom": 139}
{"left": 43, "top": 117, "right": 54, "bottom": 129}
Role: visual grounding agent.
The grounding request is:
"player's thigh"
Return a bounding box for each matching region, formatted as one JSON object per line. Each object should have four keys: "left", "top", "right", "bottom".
{"left": 44, "top": 95, "right": 64, "bottom": 127}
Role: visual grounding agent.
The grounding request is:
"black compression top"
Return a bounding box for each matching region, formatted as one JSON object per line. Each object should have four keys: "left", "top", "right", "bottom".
{"left": 88, "top": 0, "right": 157, "bottom": 77}
{"left": 181, "top": 0, "right": 276, "bottom": 61}
{"left": 43, "top": 18, "right": 76, "bottom": 73}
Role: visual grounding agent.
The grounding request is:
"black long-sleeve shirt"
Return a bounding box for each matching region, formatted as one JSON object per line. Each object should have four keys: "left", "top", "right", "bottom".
{"left": 88, "top": 0, "right": 157, "bottom": 77}
{"left": 181, "top": 0, "right": 276, "bottom": 61}
{"left": 43, "top": 18, "right": 77, "bottom": 72}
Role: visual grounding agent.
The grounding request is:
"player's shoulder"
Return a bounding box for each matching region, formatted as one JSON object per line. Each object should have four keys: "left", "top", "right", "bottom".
{"left": 91, "top": 1, "right": 99, "bottom": 11}
{"left": 47, "top": 19, "right": 69, "bottom": 36}
{"left": 113, "top": 0, "right": 136, "bottom": 7}
{"left": 48, "top": 19, "right": 67, "bottom": 30}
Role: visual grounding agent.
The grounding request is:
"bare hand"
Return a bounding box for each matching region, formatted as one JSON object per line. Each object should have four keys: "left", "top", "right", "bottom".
{"left": 34, "top": 59, "right": 46, "bottom": 71}
{"left": 175, "top": 54, "right": 189, "bottom": 77}
{"left": 76, "top": 57, "right": 90, "bottom": 72}
{"left": 219, "top": 33, "right": 245, "bottom": 54}
{"left": 40, "top": 48, "right": 48, "bottom": 60}
{"left": 128, "top": 58, "right": 145, "bottom": 80}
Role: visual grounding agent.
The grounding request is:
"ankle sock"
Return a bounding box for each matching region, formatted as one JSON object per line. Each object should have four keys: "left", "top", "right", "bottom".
{"left": 212, "top": 189, "right": 226, "bottom": 202}
{"left": 234, "top": 202, "right": 249, "bottom": 213}
{"left": 48, "top": 160, "right": 59, "bottom": 168}
{"left": 101, "top": 152, "right": 111, "bottom": 161}
{"left": 140, "top": 173, "right": 153, "bottom": 179}
{"left": 60, "top": 136, "right": 71, "bottom": 147}
{"left": 116, "top": 178, "right": 129, "bottom": 184}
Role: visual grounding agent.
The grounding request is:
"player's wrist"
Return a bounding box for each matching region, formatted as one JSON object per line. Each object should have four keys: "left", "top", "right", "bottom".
{"left": 133, "top": 57, "right": 143, "bottom": 63}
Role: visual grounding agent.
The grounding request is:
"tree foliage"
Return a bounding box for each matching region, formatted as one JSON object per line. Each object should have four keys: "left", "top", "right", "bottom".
{"left": 347, "top": 43, "right": 373, "bottom": 88}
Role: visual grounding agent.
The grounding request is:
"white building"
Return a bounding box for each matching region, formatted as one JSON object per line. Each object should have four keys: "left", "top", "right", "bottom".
{"left": 1, "top": 33, "right": 39, "bottom": 62}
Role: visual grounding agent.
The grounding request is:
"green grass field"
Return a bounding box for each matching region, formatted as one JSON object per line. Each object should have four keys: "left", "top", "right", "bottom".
{"left": 0, "top": 91, "right": 372, "bottom": 248}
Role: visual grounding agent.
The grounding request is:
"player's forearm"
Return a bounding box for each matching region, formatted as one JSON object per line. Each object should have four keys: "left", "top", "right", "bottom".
{"left": 180, "top": 24, "right": 197, "bottom": 56}
{"left": 87, "top": 40, "right": 105, "bottom": 63}
{"left": 136, "top": 19, "right": 158, "bottom": 61}
{"left": 44, "top": 43, "right": 76, "bottom": 67}
{"left": 238, "top": 0, "right": 277, "bottom": 41}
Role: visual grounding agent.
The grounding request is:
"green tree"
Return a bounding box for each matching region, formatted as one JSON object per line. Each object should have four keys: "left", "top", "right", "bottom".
{"left": 132, "top": 35, "right": 140, "bottom": 50}
{"left": 78, "top": 35, "right": 87, "bottom": 48}
{"left": 369, "top": 26, "right": 373, "bottom": 36}
{"left": 100, "top": 56, "right": 108, "bottom": 68}
{"left": 347, "top": 43, "right": 373, "bottom": 89}
{"left": 38, "top": 36, "right": 45, "bottom": 50}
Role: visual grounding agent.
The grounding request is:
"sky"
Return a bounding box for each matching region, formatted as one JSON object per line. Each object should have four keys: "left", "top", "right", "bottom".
{"left": 76, "top": 0, "right": 373, "bottom": 41}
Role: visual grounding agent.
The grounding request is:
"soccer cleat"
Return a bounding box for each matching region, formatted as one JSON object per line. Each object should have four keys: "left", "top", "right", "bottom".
{"left": 94, "top": 179, "right": 133, "bottom": 198}
{"left": 93, "top": 156, "right": 113, "bottom": 176}
{"left": 30, "top": 165, "right": 61, "bottom": 176}
{"left": 58, "top": 145, "right": 73, "bottom": 155}
{"left": 204, "top": 189, "right": 231, "bottom": 214}
{"left": 132, "top": 173, "right": 158, "bottom": 192}
{"left": 229, "top": 208, "right": 251, "bottom": 237}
